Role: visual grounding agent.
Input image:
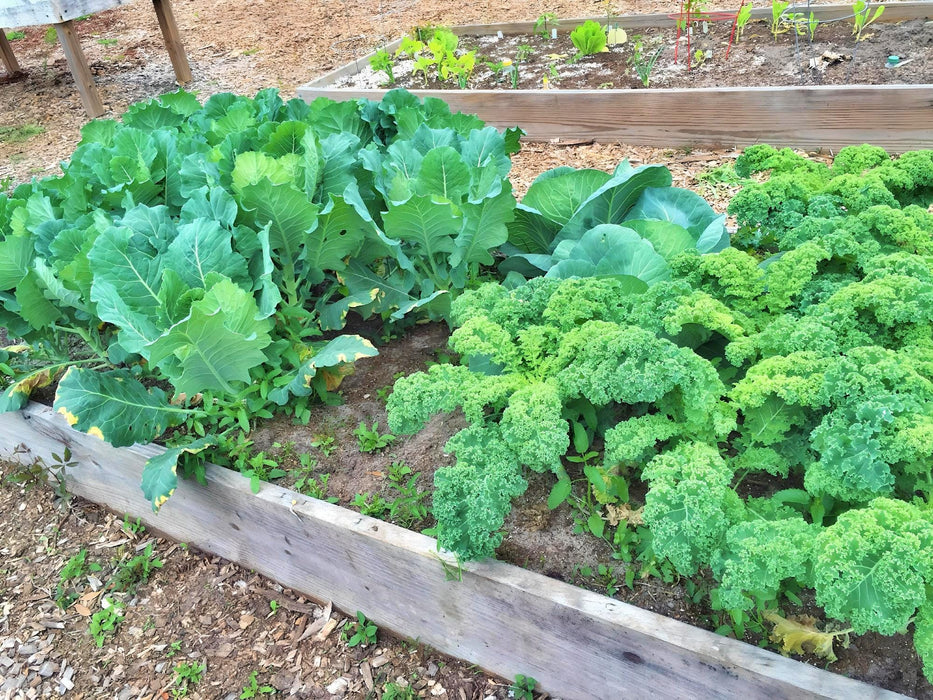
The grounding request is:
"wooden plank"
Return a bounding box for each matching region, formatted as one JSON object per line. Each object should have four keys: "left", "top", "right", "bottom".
{"left": 151, "top": 0, "right": 191, "bottom": 84}
{"left": 295, "top": 84, "right": 933, "bottom": 153}
{"left": 0, "top": 403, "right": 907, "bottom": 700}
{"left": 0, "top": 0, "right": 127, "bottom": 28}
{"left": 449, "top": 2, "right": 932, "bottom": 35}
{"left": 53, "top": 19, "right": 104, "bottom": 117}
{"left": 0, "top": 27, "right": 21, "bottom": 74}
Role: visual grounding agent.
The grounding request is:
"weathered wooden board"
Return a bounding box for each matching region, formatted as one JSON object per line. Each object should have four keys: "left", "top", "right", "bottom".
{"left": 0, "top": 403, "right": 907, "bottom": 700}
{"left": 0, "top": 27, "right": 20, "bottom": 73}
{"left": 297, "top": 84, "right": 933, "bottom": 153}
{"left": 0, "top": 0, "right": 127, "bottom": 27}
{"left": 54, "top": 19, "right": 104, "bottom": 116}
{"left": 449, "top": 2, "right": 930, "bottom": 35}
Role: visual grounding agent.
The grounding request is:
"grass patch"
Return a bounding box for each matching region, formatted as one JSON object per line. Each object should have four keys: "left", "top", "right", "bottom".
{"left": 5, "top": 31, "right": 25, "bottom": 41}
{"left": 0, "top": 124, "right": 46, "bottom": 144}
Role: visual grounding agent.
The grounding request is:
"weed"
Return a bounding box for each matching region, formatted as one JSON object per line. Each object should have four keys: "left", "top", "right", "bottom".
{"left": 382, "top": 682, "right": 416, "bottom": 700}
{"left": 97, "top": 37, "right": 118, "bottom": 46}
{"left": 354, "top": 421, "right": 395, "bottom": 453}
{"left": 240, "top": 670, "right": 275, "bottom": 698}
{"left": 385, "top": 461, "right": 430, "bottom": 528}
{"left": 352, "top": 491, "right": 390, "bottom": 518}
{"left": 310, "top": 433, "right": 337, "bottom": 457}
{"left": 268, "top": 599, "right": 279, "bottom": 615}
{"left": 294, "top": 469, "right": 338, "bottom": 503}
{"left": 343, "top": 611, "right": 377, "bottom": 647}
{"left": 56, "top": 549, "right": 101, "bottom": 609}
{"left": 0, "top": 123, "right": 46, "bottom": 144}
{"left": 165, "top": 640, "right": 183, "bottom": 658}
{"left": 44, "top": 26, "right": 57, "bottom": 43}
{"left": 109, "top": 542, "right": 163, "bottom": 594}
{"left": 89, "top": 599, "right": 124, "bottom": 647}
{"left": 121, "top": 515, "right": 145, "bottom": 536}
{"left": 510, "top": 674, "right": 538, "bottom": 700}
{"left": 5, "top": 30, "right": 25, "bottom": 41}
{"left": 171, "top": 661, "right": 206, "bottom": 698}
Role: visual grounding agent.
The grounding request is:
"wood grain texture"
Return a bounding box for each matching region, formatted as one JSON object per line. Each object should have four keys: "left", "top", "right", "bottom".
{"left": 295, "top": 84, "right": 933, "bottom": 153}
{"left": 0, "top": 403, "right": 907, "bottom": 700}
{"left": 0, "top": 28, "right": 20, "bottom": 73}
{"left": 53, "top": 20, "right": 104, "bottom": 117}
{"left": 449, "top": 2, "right": 931, "bottom": 35}
{"left": 151, "top": 0, "right": 190, "bottom": 84}
{"left": 0, "top": 0, "right": 127, "bottom": 27}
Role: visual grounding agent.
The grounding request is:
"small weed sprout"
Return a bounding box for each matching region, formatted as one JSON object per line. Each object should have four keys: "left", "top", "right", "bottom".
{"left": 240, "top": 670, "right": 276, "bottom": 698}
{"left": 171, "top": 661, "right": 206, "bottom": 698}
{"left": 354, "top": 421, "right": 395, "bottom": 452}
{"left": 510, "top": 674, "right": 538, "bottom": 700}
{"left": 109, "top": 542, "right": 163, "bottom": 594}
{"left": 89, "top": 599, "right": 124, "bottom": 647}
{"left": 343, "top": 611, "right": 378, "bottom": 647}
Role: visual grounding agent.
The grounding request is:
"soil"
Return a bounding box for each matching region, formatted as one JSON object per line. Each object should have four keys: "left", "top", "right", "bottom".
{"left": 1, "top": 0, "right": 931, "bottom": 698}
{"left": 334, "top": 16, "right": 933, "bottom": 92}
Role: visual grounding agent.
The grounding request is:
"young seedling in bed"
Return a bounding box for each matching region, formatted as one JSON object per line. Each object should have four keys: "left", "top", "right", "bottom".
{"left": 89, "top": 599, "right": 124, "bottom": 647}
{"left": 369, "top": 48, "right": 396, "bottom": 85}
{"left": 354, "top": 421, "right": 395, "bottom": 452}
{"left": 807, "top": 12, "right": 819, "bottom": 40}
{"left": 395, "top": 36, "right": 424, "bottom": 60}
{"left": 770, "top": 0, "right": 791, "bottom": 40}
{"left": 515, "top": 44, "right": 535, "bottom": 62}
{"left": 852, "top": 0, "right": 884, "bottom": 43}
{"left": 171, "top": 661, "right": 206, "bottom": 698}
{"left": 240, "top": 670, "right": 275, "bottom": 698}
{"left": 628, "top": 35, "right": 663, "bottom": 87}
{"left": 533, "top": 12, "right": 559, "bottom": 40}
{"left": 735, "top": 3, "right": 752, "bottom": 42}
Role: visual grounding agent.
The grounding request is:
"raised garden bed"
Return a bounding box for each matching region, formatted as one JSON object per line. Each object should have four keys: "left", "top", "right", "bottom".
{"left": 297, "top": 2, "right": 933, "bottom": 151}
{"left": 0, "top": 402, "right": 906, "bottom": 700}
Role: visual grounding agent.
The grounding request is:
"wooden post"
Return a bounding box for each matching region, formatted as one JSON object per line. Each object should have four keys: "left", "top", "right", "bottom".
{"left": 0, "top": 29, "right": 21, "bottom": 76}
{"left": 53, "top": 20, "right": 105, "bottom": 118}
{"left": 152, "top": 0, "right": 191, "bottom": 84}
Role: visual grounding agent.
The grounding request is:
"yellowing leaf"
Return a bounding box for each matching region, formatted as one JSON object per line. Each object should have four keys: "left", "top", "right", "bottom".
{"left": 607, "top": 27, "right": 628, "bottom": 45}
{"left": 765, "top": 612, "right": 849, "bottom": 662}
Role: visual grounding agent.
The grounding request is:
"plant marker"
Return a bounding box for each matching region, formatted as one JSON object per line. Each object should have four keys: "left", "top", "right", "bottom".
{"left": 542, "top": 76, "right": 550, "bottom": 89}
{"left": 551, "top": 28, "right": 557, "bottom": 39}
{"left": 886, "top": 55, "right": 900, "bottom": 67}
{"left": 497, "top": 30, "right": 503, "bottom": 39}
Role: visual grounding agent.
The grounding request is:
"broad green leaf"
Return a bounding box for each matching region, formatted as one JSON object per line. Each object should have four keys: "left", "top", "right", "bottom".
{"left": 382, "top": 195, "right": 459, "bottom": 265}
{"left": 53, "top": 368, "right": 185, "bottom": 447}
{"left": 305, "top": 195, "right": 373, "bottom": 272}
{"left": 250, "top": 224, "right": 282, "bottom": 320}
{"left": 559, "top": 165, "right": 673, "bottom": 243}
{"left": 0, "top": 235, "right": 33, "bottom": 289}
{"left": 236, "top": 179, "right": 319, "bottom": 265}
{"left": 231, "top": 151, "right": 292, "bottom": 191}
{"left": 166, "top": 218, "right": 250, "bottom": 288}
{"left": 142, "top": 437, "right": 214, "bottom": 511}
{"left": 0, "top": 365, "right": 59, "bottom": 413}
{"left": 415, "top": 147, "right": 470, "bottom": 202}
{"left": 624, "top": 219, "right": 696, "bottom": 261}
{"left": 743, "top": 396, "right": 808, "bottom": 445}
{"left": 89, "top": 225, "right": 163, "bottom": 316}
{"left": 146, "top": 277, "right": 273, "bottom": 395}
{"left": 451, "top": 184, "right": 515, "bottom": 268}
{"left": 547, "top": 478, "right": 572, "bottom": 509}
{"left": 522, "top": 168, "right": 611, "bottom": 227}
{"left": 179, "top": 187, "right": 238, "bottom": 229}
{"left": 626, "top": 186, "right": 722, "bottom": 237}
{"left": 32, "top": 258, "right": 88, "bottom": 313}
{"left": 318, "top": 288, "right": 381, "bottom": 332}
{"left": 122, "top": 102, "right": 185, "bottom": 131}
{"left": 262, "top": 121, "right": 307, "bottom": 156}
{"left": 506, "top": 205, "right": 563, "bottom": 255}
{"left": 158, "top": 89, "right": 202, "bottom": 116}
{"left": 546, "top": 224, "right": 670, "bottom": 285}
{"left": 389, "top": 290, "right": 450, "bottom": 321}
{"left": 696, "top": 215, "right": 732, "bottom": 253}
{"left": 15, "top": 270, "right": 61, "bottom": 329}
{"left": 340, "top": 260, "right": 417, "bottom": 315}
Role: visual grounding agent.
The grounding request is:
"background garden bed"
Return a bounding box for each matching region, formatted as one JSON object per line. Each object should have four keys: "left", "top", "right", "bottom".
{"left": 298, "top": 2, "right": 933, "bottom": 150}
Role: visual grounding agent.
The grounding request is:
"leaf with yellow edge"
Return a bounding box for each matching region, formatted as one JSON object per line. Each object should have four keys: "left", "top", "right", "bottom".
{"left": 765, "top": 612, "right": 851, "bottom": 662}
{"left": 142, "top": 437, "right": 214, "bottom": 511}
{"left": 0, "top": 366, "right": 61, "bottom": 412}
{"left": 282, "top": 335, "right": 379, "bottom": 400}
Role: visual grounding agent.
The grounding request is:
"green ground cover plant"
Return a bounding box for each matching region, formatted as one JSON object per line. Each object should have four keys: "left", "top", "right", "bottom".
{"left": 0, "top": 88, "right": 520, "bottom": 509}
{"left": 387, "top": 144, "right": 933, "bottom": 679}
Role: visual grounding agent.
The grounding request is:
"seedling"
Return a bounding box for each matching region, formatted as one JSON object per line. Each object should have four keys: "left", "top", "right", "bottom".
{"left": 44, "top": 26, "right": 57, "bottom": 43}
{"left": 56, "top": 549, "right": 102, "bottom": 609}
{"left": 734, "top": 3, "right": 753, "bottom": 42}
{"left": 852, "top": 0, "right": 884, "bottom": 43}
{"left": 628, "top": 35, "right": 663, "bottom": 87}
{"left": 533, "top": 12, "right": 559, "bottom": 39}
{"left": 240, "top": 670, "right": 275, "bottom": 698}
{"left": 369, "top": 48, "right": 396, "bottom": 85}
{"left": 510, "top": 674, "right": 538, "bottom": 700}
{"left": 515, "top": 44, "right": 535, "bottom": 62}
{"left": 395, "top": 36, "right": 424, "bottom": 60}
{"left": 268, "top": 599, "right": 279, "bottom": 615}
{"left": 807, "top": 12, "right": 819, "bottom": 40}
{"left": 97, "top": 38, "right": 118, "bottom": 46}
{"left": 352, "top": 491, "right": 390, "bottom": 518}
{"left": 354, "top": 421, "right": 395, "bottom": 452}
{"left": 121, "top": 515, "right": 145, "bottom": 536}
{"left": 171, "top": 661, "right": 206, "bottom": 698}
{"left": 109, "top": 542, "right": 163, "bottom": 594}
{"left": 89, "top": 599, "right": 124, "bottom": 647}
{"left": 343, "top": 611, "right": 378, "bottom": 647}
{"left": 165, "top": 640, "right": 183, "bottom": 658}
{"left": 5, "top": 30, "right": 25, "bottom": 40}
{"left": 770, "top": 0, "right": 790, "bottom": 40}
{"left": 310, "top": 434, "right": 337, "bottom": 457}
{"left": 382, "top": 682, "right": 417, "bottom": 700}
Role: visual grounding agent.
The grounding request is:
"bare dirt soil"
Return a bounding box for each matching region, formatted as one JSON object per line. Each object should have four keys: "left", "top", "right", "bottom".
{"left": 1, "top": 1, "right": 931, "bottom": 699}
{"left": 335, "top": 16, "right": 933, "bottom": 91}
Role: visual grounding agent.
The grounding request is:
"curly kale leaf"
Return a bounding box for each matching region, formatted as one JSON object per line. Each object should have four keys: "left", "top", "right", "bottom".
{"left": 812, "top": 498, "right": 933, "bottom": 635}
{"left": 831, "top": 144, "right": 891, "bottom": 175}
{"left": 916, "top": 594, "right": 933, "bottom": 684}
{"left": 500, "top": 380, "right": 568, "bottom": 474}
{"left": 604, "top": 413, "right": 681, "bottom": 466}
{"left": 642, "top": 441, "right": 742, "bottom": 575}
{"left": 433, "top": 423, "right": 528, "bottom": 560}
{"left": 712, "top": 514, "right": 816, "bottom": 612}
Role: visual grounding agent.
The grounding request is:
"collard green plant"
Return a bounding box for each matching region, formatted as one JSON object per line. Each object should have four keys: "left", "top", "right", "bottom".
{"left": 0, "top": 88, "right": 520, "bottom": 510}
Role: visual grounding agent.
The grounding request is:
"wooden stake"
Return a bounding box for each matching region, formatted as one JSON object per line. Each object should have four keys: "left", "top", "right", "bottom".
{"left": 54, "top": 20, "right": 105, "bottom": 118}
{"left": 0, "top": 30, "right": 21, "bottom": 75}
{"left": 152, "top": 0, "right": 191, "bottom": 84}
